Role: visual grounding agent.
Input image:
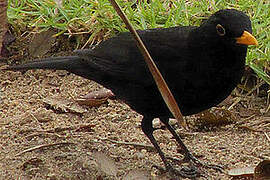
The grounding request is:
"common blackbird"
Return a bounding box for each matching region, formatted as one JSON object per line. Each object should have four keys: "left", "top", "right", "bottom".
{"left": 5, "top": 9, "right": 258, "bottom": 177}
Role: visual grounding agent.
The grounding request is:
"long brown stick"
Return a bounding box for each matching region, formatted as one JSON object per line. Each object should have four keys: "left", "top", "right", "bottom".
{"left": 108, "top": 0, "right": 186, "bottom": 128}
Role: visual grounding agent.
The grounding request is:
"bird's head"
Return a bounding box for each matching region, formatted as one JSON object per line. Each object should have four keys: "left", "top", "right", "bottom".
{"left": 201, "top": 9, "right": 258, "bottom": 46}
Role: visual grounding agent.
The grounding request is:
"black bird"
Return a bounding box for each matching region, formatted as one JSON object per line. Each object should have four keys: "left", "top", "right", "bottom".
{"left": 5, "top": 9, "right": 258, "bottom": 177}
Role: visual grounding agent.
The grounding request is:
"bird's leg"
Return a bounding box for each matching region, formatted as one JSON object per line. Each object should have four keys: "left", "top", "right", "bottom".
{"left": 159, "top": 117, "right": 223, "bottom": 173}
{"left": 141, "top": 117, "right": 171, "bottom": 169}
{"left": 141, "top": 116, "right": 197, "bottom": 178}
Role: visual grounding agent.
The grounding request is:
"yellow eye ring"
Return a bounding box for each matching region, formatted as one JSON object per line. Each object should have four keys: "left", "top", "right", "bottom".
{"left": 216, "top": 24, "right": 226, "bottom": 36}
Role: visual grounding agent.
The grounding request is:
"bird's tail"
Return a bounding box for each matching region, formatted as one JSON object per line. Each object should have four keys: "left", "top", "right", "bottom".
{"left": 4, "top": 56, "right": 83, "bottom": 71}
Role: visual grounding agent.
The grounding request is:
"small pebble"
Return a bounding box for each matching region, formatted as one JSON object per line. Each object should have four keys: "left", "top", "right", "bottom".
{"left": 169, "top": 118, "right": 178, "bottom": 126}
{"left": 152, "top": 118, "right": 161, "bottom": 128}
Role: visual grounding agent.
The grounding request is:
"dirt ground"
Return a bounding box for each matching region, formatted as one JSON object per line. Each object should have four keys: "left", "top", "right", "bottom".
{"left": 0, "top": 37, "right": 269, "bottom": 179}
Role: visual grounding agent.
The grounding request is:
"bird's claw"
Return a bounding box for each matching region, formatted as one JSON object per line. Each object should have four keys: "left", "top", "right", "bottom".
{"left": 155, "top": 153, "right": 224, "bottom": 178}
{"left": 186, "top": 153, "right": 224, "bottom": 173}
{"left": 153, "top": 163, "right": 201, "bottom": 178}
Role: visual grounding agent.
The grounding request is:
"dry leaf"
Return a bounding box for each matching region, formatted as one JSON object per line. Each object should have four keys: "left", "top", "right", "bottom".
{"left": 196, "top": 107, "right": 234, "bottom": 127}
{"left": 92, "top": 151, "right": 118, "bottom": 178}
{"left": 43, "top": 97, "right": 87, "bottom": 114}
{"left": 82, "top": 89, "right": 115, "bottom": 99}
{"left": 254, "top": 160, "right": 270, "bottom": 180}
{"left": 33, "top": 108, "right": 54, "bottom": 123}
{"left": 29, "top": 29, "right": 56, "bottom": 57}
{"left": 76, "top": 89, "right": 115, "bottom": 107}
{"left": 123, "top": 170, "right": 151, "bottom": 180}
{"left": 76, "top": 97, "right": 108, "bottom": 107}
{"left": 228, "top": 166, "right": 255, "bottom": 177}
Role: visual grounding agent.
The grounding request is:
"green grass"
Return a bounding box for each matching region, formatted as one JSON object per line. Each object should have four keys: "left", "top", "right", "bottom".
{"left": 7, "top": 0, "right": 270, "bottom": 84}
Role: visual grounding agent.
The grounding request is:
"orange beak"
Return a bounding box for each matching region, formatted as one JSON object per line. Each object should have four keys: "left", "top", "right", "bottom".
{"left": 236, "top": 31, "right": 258, "bottom": 46}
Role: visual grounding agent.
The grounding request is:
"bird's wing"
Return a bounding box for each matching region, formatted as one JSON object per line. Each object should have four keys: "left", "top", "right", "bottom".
{"left": 75, "top": 26, "right": 196, "bottom": 85}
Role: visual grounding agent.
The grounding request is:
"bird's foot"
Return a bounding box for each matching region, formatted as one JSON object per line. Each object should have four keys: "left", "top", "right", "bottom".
{"left": 185, "top": 153, "right": 224, "bottom": 173}
{"left": 166, "top": 154, "right": 223, "bottom": 173}
{"left": 153, "top": 163, "right": 202, "bottom": 178}
{"left": 154, "top": 154, "right": 223, "bottom": 178}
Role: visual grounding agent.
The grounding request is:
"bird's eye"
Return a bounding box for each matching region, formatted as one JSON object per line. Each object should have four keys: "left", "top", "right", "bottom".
{"left": 216, "top": 24, "right": 226, "bottom": 36}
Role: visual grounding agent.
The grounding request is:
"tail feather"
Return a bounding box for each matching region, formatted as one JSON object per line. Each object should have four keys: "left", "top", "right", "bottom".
{"left": 4, "top": 55, "right": 110, "bottom": 88}
{"left": 4, "top": 56, "right": 83, "bottom": 71}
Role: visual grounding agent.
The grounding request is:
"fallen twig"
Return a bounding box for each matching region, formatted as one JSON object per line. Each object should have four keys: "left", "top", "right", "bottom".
{"left": 15, "top": 142, "right": 75, "bottom": 156}
{"left": 238, "top": 125, "right": 265, "bottom": 132}
{"left": 234, "top": 115, "right": 256, "bottom": 126}
{"left": 264, "top": 132, "right": 270, "bottom": 143}
{"left": 246, "top": 80, "right": 265, "bottom": 97}
{"left": 228, "top": 97, "right": 241, "bottom": 110}
{"left": 247, "top": 119, "right": 270, "bottom": 127}
{"left": 24, "top": 132, "right": 65, "bottom": 139}
{"left": 98, "top": 137, "right": 155, "bottom": 151}
{"left": 27, "top": 123, "right": 95, "bottom": 133}
{"left": 229, "top": 81, "right": 265, "bottom": 111}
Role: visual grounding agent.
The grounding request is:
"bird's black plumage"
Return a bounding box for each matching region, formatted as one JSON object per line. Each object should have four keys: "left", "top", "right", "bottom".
{"left": 6, "top": 9, "right": 258, "bottom": 177}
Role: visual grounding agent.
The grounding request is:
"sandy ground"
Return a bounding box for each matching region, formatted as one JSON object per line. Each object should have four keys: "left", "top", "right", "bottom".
{"left": 0, "top": 63, "right": 269, "bottom": 179}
